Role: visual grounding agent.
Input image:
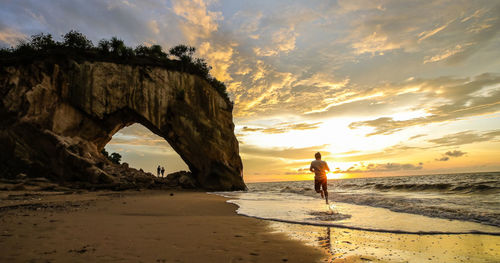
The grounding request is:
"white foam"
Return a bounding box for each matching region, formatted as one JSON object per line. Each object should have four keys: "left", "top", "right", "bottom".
{"left": 214, "top": 191, "right": 500, "bottom": 235}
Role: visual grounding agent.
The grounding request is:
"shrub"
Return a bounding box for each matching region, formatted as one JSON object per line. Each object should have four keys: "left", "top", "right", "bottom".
{"left": 109, "top": 37, "right": 126, "bottom": 56}
{"left": 101, "top": 149, "right": 121, "bottom": 164}
{"left": 169, "top": 44, "right": 195, "bottom": 62}
{"left": 62, "top": 30, "right": 93, "bottom": 49}
{"left": 109, "top": 153, "right": 122, "bottom": 164}
{"left": 30, "top": 33, "right": 57, "bottom": 50}
{"left": 97, "top": 39, "right": 111, "bottom": 54}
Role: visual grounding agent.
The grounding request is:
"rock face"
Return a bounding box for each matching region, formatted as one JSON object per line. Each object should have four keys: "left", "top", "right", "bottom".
{"left": 0, "top": 59, "right": 246, "bottom": 190}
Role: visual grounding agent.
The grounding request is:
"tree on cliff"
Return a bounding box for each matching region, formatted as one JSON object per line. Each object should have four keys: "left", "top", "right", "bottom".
{"left": 168, "top": 44, "right": 196, "bottom": 62}
{"left": 62, "top": 30, "right": 93, "bottom": 49}
{"left": 134, "top": 44, "right": 167, "bottom": 59}
{"left": 29, "top": 33, "right": 57, "bottom": 50}
{"left": 0, "top": 30, "right": 231, "bottom": 106}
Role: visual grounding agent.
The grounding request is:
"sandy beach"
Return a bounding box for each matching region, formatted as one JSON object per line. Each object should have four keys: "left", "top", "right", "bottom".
{"left": 0, "top": 190, "right": 323, "bottom": 262}
{"left": 1, "top": 189, "right": 499, "bottom": 262}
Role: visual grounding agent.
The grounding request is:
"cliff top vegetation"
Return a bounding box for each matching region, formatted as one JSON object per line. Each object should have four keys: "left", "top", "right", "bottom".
{"left": 0, "top": 30, "right": 231, "bottom": 105}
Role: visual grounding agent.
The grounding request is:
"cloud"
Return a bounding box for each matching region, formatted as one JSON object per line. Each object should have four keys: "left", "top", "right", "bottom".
{"left": 418, "top": 19, "right": 454, "bottom": 42}
{"left": 240, "top": 144, "right": 329, "bottom": 160}
{"left": 338, "top": 162, "right": 423, "bottom": 173}
{"left": 0, "top": 0, "right": 169, "bottom": 48}
{"left": 0, "top": 27, "right": 26, "bottom": 46}
{"left": 428, "top": 130, "right": 500, "bottom": 146}
{"left": 436, "top": 156, "right": 450, "bottom": 162}
{"left": 197, "top": 41, "right": 234, "bottom": 82}
{"left": 254, "top": 26, "right": 298, "bottom": 56}
{"left": 148, "top": 20, "right": 160, "bottom": 35}
{"left": 241, "top": 122, "right": 322, "bottom": 134}
{"left": 352, "top": 31, "right": 401, "bottom": 55}
{"left": 336, "top": 0, "right": 386, "bottom": 13}
{"left": 342, "top": 1, "right": 500, "bottom": 67}
{"left": 232, "top": 10, "right": 263, "bottom": 34}
{"left": 171, "top": 0, "right": 222, "bottom": 42}
{"left": 349, "top": 73, "right": 500, "bottom": 136}
{"left": 409, "top": 134, "right": 426, "bottom": 140}
{"left": 423, "top": 43, "right": 474, "bottom": 64}
{"left": 461, "top": 9, "right": 485, "bottom": 23}
{"left": 107, "top": 123, "right": 173, "bottom": 148}
{"left": 445, "top": 150, "right": 466, "bottom": 157}
{"left": 435, "top": 149, "right": 467, "bottom": 162}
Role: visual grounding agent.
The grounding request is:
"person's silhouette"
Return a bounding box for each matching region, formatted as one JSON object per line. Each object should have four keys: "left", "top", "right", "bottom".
{"left": 310, "top": 152, "right": 330, "bottom": 204}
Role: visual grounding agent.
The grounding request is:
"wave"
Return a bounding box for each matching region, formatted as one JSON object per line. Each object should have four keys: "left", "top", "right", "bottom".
{"left": 275, "top": 186, "right": 500, "bottom": 227}
{"left": 328, "top": 193, "right": 500, "bottom": 227}
{"left": 222, "top": 196, "right": 500, "bottom": 236}
{"left": 246, "top": 172, "right": 500, "bottom": 228}
{"left": 360, "top": 182, "right": 499, "bottom": 194}
{"left": 328, "top": 172, "right": 500, "bottom": 194}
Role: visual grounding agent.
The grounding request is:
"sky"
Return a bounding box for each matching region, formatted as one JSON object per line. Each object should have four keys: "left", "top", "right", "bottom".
{"left": 1, "top": 0, "right": 500, "bottom": 182}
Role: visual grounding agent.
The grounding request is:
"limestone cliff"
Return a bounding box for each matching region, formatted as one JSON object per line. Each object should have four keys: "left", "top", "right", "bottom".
{"left": 0, "top": 59, "right": 246, "bottom": 191}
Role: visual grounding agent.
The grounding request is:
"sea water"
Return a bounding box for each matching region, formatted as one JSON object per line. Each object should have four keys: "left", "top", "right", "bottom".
{"left": 214, "top": 172, "right": 500, "bottom": 234}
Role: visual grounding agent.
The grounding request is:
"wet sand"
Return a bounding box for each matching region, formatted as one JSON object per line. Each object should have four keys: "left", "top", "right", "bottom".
{"left": 269, "top": 221, "right": 500, "bottom": 262}
{"left": 0, "top": 190, "right": 323, "bottom": 262}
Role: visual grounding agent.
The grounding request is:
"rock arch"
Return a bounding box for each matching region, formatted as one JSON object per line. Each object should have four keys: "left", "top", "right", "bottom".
{"left": 0, "top": 60, "right": 245, "bottom": 190}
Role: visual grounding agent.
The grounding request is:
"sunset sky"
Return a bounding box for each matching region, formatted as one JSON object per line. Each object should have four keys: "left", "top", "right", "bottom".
{"left": 1, "top": 0, "right": 499, "bottom": 182}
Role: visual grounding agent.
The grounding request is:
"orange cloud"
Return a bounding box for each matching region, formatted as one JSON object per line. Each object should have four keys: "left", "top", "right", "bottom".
{"left": 0, "top": 28, "right": 26, "bottom": 46}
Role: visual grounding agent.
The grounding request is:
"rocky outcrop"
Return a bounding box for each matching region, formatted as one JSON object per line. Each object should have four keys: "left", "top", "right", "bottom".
{"left": 0, "top": 59, "right": 245, "bottom": 190}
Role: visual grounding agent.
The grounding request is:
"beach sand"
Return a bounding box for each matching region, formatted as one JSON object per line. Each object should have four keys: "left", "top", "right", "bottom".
{"left": 1, "top": 190, "right": 499, "bottom": 263}
{"left": 0, "top": 190, "right": 323, "bottom": 262}
{"left": 269, "top": 221, "right": 500, "bottom": 262}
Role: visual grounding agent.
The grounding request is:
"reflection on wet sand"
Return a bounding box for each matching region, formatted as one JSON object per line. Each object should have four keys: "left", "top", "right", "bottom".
{"left": 269, "top": 221, "right": 500, "bottom": 262}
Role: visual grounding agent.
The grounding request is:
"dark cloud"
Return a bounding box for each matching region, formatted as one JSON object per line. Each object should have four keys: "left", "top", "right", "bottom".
{"left": 435, "top": 149, "right": 467, "bottom": 162}
{"left": 445, "top": 150, "right": 467, "bottom": 157}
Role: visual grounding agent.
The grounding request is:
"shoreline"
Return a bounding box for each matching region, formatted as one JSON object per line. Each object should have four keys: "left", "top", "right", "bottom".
{"left": 0, "top": 190, "right": 324, "bottom": 262}
{"left": 2, "top": 189, "right": 499, "bottom": 262}
{"left": 220, "top": 189, "right": 500, "bottom": 262}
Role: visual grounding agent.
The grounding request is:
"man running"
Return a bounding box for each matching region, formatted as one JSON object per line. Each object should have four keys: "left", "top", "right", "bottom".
{"left": 310, "top": 152, "right": 330, "bottom": 204}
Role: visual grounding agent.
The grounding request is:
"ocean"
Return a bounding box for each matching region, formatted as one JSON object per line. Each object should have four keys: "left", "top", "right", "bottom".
{"left": 215, "top": 172, "right": 500, "bottom": 234}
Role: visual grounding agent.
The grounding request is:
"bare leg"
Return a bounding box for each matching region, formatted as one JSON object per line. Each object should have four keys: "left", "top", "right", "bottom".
{"left": 323, "top": 184, "right": 329, "bottom": 204}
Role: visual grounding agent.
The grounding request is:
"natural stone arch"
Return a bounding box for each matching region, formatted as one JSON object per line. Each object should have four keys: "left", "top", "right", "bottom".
{"left": 0, "top": 60, "right": 245, "bottom": 190}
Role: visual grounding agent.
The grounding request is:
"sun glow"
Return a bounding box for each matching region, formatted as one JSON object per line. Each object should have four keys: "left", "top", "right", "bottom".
{"left": 327, "top": 172, "right": 347, "bottom": 179}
